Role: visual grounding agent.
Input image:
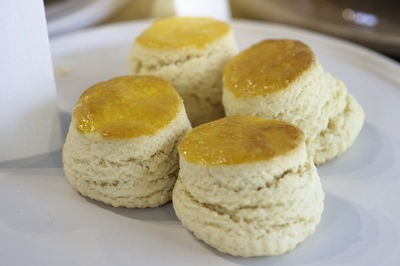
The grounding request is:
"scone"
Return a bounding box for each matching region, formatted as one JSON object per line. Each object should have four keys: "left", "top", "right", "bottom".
{"left": 129, "top": 16, "right": 239, "bottom": 126}
{"left": 63, "top": 75, "right": 191, "bottom": 208}
{"left": 173, "top": 115, "right": 324, "bottom": 257}
{"left": 223, "top": 39, "right": 364, "bottom": 164}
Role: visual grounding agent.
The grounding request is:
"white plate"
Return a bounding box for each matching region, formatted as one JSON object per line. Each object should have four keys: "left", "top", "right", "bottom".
{"left": 2, "top": 20, "right": 400, "bottom": 266}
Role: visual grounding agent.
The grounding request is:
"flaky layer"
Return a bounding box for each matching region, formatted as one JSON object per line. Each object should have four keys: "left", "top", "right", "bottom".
{"left": 130, "top": 30, "right": 238, "bottom": 126}
{"left": 63, "top": 106, "right": 191, "bottom": 208}
{"left": 312, "top": 90, "right": 365, "bottom": 164}
{"left": 173, "top": 144, "right": 324, "bottom": 257}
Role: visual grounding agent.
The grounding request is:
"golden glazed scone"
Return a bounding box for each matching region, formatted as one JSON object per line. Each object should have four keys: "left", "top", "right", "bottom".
{"left": 63, "top": 75, "right": 191, "bottom": 208}
{"left": 172, "top": 116, "right": 324, "bottom": 257}
{"left": 129, "top": 16, "right": 238, "bottom": 126}
{"left": 223, "top": 39, "right": 364, "bottom": 165}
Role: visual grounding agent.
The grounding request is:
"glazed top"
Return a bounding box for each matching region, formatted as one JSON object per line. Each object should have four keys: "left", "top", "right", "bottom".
{"left": 178, "top": 115, "right": 304, "bottom": 166}
{"left": 135, "top": 17, "right": 231, "bottom": 50}
{"left": 72, "top": 75, "right": 181, "bottom": 139}
{"left": 224, "top": 39, "right": 316, "bottom": 98}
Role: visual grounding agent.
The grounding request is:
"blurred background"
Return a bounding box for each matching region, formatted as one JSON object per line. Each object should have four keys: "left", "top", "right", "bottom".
{"left": 45, "top": 0, "right": 400, "bottom": 58}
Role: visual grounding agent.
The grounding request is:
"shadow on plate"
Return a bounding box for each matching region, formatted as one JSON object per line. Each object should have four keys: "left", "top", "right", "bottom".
{"left": 318, "top": 122, "right": 395, "bottom": 178}
{"left": 88, "top": 198, "right": 179, "bottom": 222}
{"left": 0, "top": 109, "right": 70, "bottom": 169}
{"left": 0, "top": 150, "right": 63, "bottom": 169}
{"left": 192, "top": 193, "right": 379, "bottom": 265}
{"left": 59, "top": 110, "right": 71, "bottom": 140}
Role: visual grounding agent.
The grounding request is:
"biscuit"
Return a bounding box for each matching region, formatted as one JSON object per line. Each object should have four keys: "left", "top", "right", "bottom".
{"left": 222, "top": 39, "right": 364, "bottom": 164}
{"left": 172, "top": 116, "right": 324, "bottom": 257}
{"left": 129, "top": 17, "right": 238, "bottom": 126}
{"left": 63, "top": 75, "right": 191, "bottom": 208}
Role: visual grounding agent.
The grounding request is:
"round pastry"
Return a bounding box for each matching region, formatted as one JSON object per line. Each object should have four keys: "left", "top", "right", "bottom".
{"left": 63, "top": 75, "right": 191, "bottom": 208}
{"left": 222, "top": 39, "right": 364, "bottom": 164}
{"left": 129, "top": 16, "right": 238, "bottom": 126}
{"left": 172, "top": 115, "right": 324, "bottom": 257}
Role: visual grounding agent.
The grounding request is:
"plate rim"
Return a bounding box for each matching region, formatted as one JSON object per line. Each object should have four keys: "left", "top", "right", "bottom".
{"left": 50, "top": 18, "right": 400, "bottom": 76}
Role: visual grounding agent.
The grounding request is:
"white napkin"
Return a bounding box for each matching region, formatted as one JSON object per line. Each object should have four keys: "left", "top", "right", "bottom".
{"left": 0, "top": 1, "right": 63, "bottom": 162}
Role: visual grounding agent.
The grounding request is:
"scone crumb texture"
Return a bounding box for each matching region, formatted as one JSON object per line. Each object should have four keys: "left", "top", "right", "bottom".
{"left": 136, "top": 17, "right": 231, "bottom": 50}
{"left": 72, "top": 75, "right": 181, "bottom": 139}
{"left": 178, "top": 115, "right": 304, "bottom": 166}
{"left": 224, "top": 39, "right": 315, "bottom": 97}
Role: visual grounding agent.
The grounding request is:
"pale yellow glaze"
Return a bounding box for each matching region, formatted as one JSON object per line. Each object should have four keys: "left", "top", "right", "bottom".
{"left": 136, "top": 17, "right": 231, "bottom": 50}
{"left": 178, "top": 115, "right": 304, "bottom": 166}
{"left": 224, "top": 39, "right": 315, "bottom": 97}
{"left": 73, "top": 75, "right": 181, "bottom": 139}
